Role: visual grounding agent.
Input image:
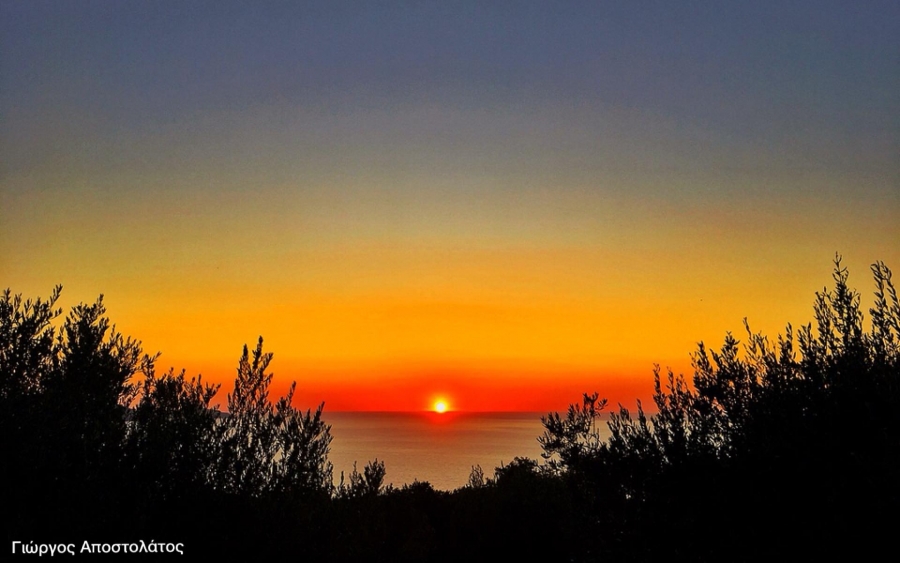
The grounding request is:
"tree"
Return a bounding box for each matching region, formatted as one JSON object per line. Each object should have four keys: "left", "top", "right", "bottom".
{"left": 0, "top": 287, "right": 65, "bottom": 528}
{"left": 544, "top": 257, "right": 900, "bottom": 469}
{"left": 47, "top": 296, "right": 148, "bottom": 476}
{"left": 1, "top": 288, "right": 156, "bottom": 533}
{"left": 216, "top": 337, "right": 333, "bottom": 499}
{"left": 0, "top": 285, "right": 62, "bottom": 401}
{"left": 539, "top": 392, "right": 607, "bottom": 475}
{"left": 270, "top": 380, "right": 334, "bottom": 496}
{"left": 337, "top": 459, "right": 388, "bottom": 498}
{"left": 540, "top": 256, "right": 900, "bottom": 558}
{"left": 125, "top": 366, "right": 221, "bottom": 501}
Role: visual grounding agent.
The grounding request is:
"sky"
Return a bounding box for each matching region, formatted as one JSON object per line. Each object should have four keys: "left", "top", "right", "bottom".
{"left": 2, "top": 1, "right": 898, "bottom": 411}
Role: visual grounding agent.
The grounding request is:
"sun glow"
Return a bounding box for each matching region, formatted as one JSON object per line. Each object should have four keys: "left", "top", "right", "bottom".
{"left": 433, "top": 400, "right": 448, "bottom": 414}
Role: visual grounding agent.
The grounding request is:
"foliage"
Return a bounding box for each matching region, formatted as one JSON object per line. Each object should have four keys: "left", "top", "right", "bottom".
{"left": 125, "top": 366, "right": 221, "bottom": 500}
{"left": 465, "top": 464, "right": 486, "bottom": 489}
{"left": 539, "top": 392, "right": 607, "bottom": 474}
{"left": 338, "top": 459, "right": 388, "bottom": 498}
{"left": 1, "top": 288, "right": 155, "bottom": 532}
{"left": 540, "top": 256, "right": 900, "bottom": 558}
{"left": 215, "top": 336, "right": 334, "bottom": 498}
{"left": 543, "top": 256, "right": 900, "bottom": 466}
{"left": 0, "top": 285, "right": 63, "bottom": 400}
{"left": 1, "top": 288, "right": 336, "bottom": 538}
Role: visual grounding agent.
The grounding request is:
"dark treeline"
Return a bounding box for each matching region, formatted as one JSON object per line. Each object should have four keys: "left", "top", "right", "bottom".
{"left": 3, "top": 257, "right": 899, "bottom": 561}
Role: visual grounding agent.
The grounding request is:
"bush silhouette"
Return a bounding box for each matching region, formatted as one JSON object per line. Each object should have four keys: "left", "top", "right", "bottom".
{"left": 214, "top": 337, "right": 333, "bottom": 499}
{"left": 125, "top": 366, "right": 221, "bottom": 503}
{"left": 540, "top": 256, "right": 900, "bottom": 558}
{"left": 1, "top": 290, "right": 166, "bottom": 538}
{"left": 338, "top": 458, "right": 388, "bottom": 499}
{"left": 1, "top": 289, "right": 335, "bottom": 541}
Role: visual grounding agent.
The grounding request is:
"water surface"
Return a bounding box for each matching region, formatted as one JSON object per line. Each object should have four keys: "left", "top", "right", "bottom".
{"left": 326, "top": 412, "right": 550, "bottom": 491}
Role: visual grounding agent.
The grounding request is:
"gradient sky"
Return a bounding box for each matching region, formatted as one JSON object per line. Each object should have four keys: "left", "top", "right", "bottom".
{"left": 2, "top": 1, "right": 898, "bottom": 411}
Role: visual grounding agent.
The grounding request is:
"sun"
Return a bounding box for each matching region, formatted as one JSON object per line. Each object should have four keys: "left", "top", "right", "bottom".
{"left": 433, "top": 400, "right": 448, "bottom": 414}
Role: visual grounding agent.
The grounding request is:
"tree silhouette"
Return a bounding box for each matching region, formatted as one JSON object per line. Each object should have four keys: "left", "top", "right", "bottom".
{"left": 215, "top": 337, "right": 333, "bottom": 499}
{"left": 1, "top": 289, "right": 336, "bottom": 541}
{"left": 1, "top": 287, "right": 64, "bottom": 531}
{"left": 1, "top": 289, "right": 155, "bottom": 534}
{"left": 338, "top": 459, "right": 388, "bottom": 499}
{"left": 125, "top": 366, "right": 221, "bottom": 502}
{"left": 540, "top": 256, "right": 900, "bottom": 558}
{"left": 539, "top": 391, "right": 607, "bottom": 475}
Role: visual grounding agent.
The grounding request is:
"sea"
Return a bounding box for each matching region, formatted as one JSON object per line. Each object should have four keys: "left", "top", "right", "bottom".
{"left": 324, "top": 411, "right": 603, "bottom": 492}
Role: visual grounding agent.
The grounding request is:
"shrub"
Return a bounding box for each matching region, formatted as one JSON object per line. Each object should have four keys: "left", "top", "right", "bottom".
{"left": 541, "top": 256, "right": 900, "bottom": 557}
{"left": 215, "top": 337, "right": 334, "bottom": 499}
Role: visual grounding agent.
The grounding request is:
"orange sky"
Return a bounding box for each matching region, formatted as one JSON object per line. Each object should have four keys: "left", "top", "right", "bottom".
{"left": 2, "top": 3, "right": 898, "bottom": 412}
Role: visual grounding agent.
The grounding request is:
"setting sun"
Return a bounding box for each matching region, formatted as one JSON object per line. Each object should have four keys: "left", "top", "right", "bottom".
{"left": 433, "top": 400, "right": 448, "bottom": 414}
